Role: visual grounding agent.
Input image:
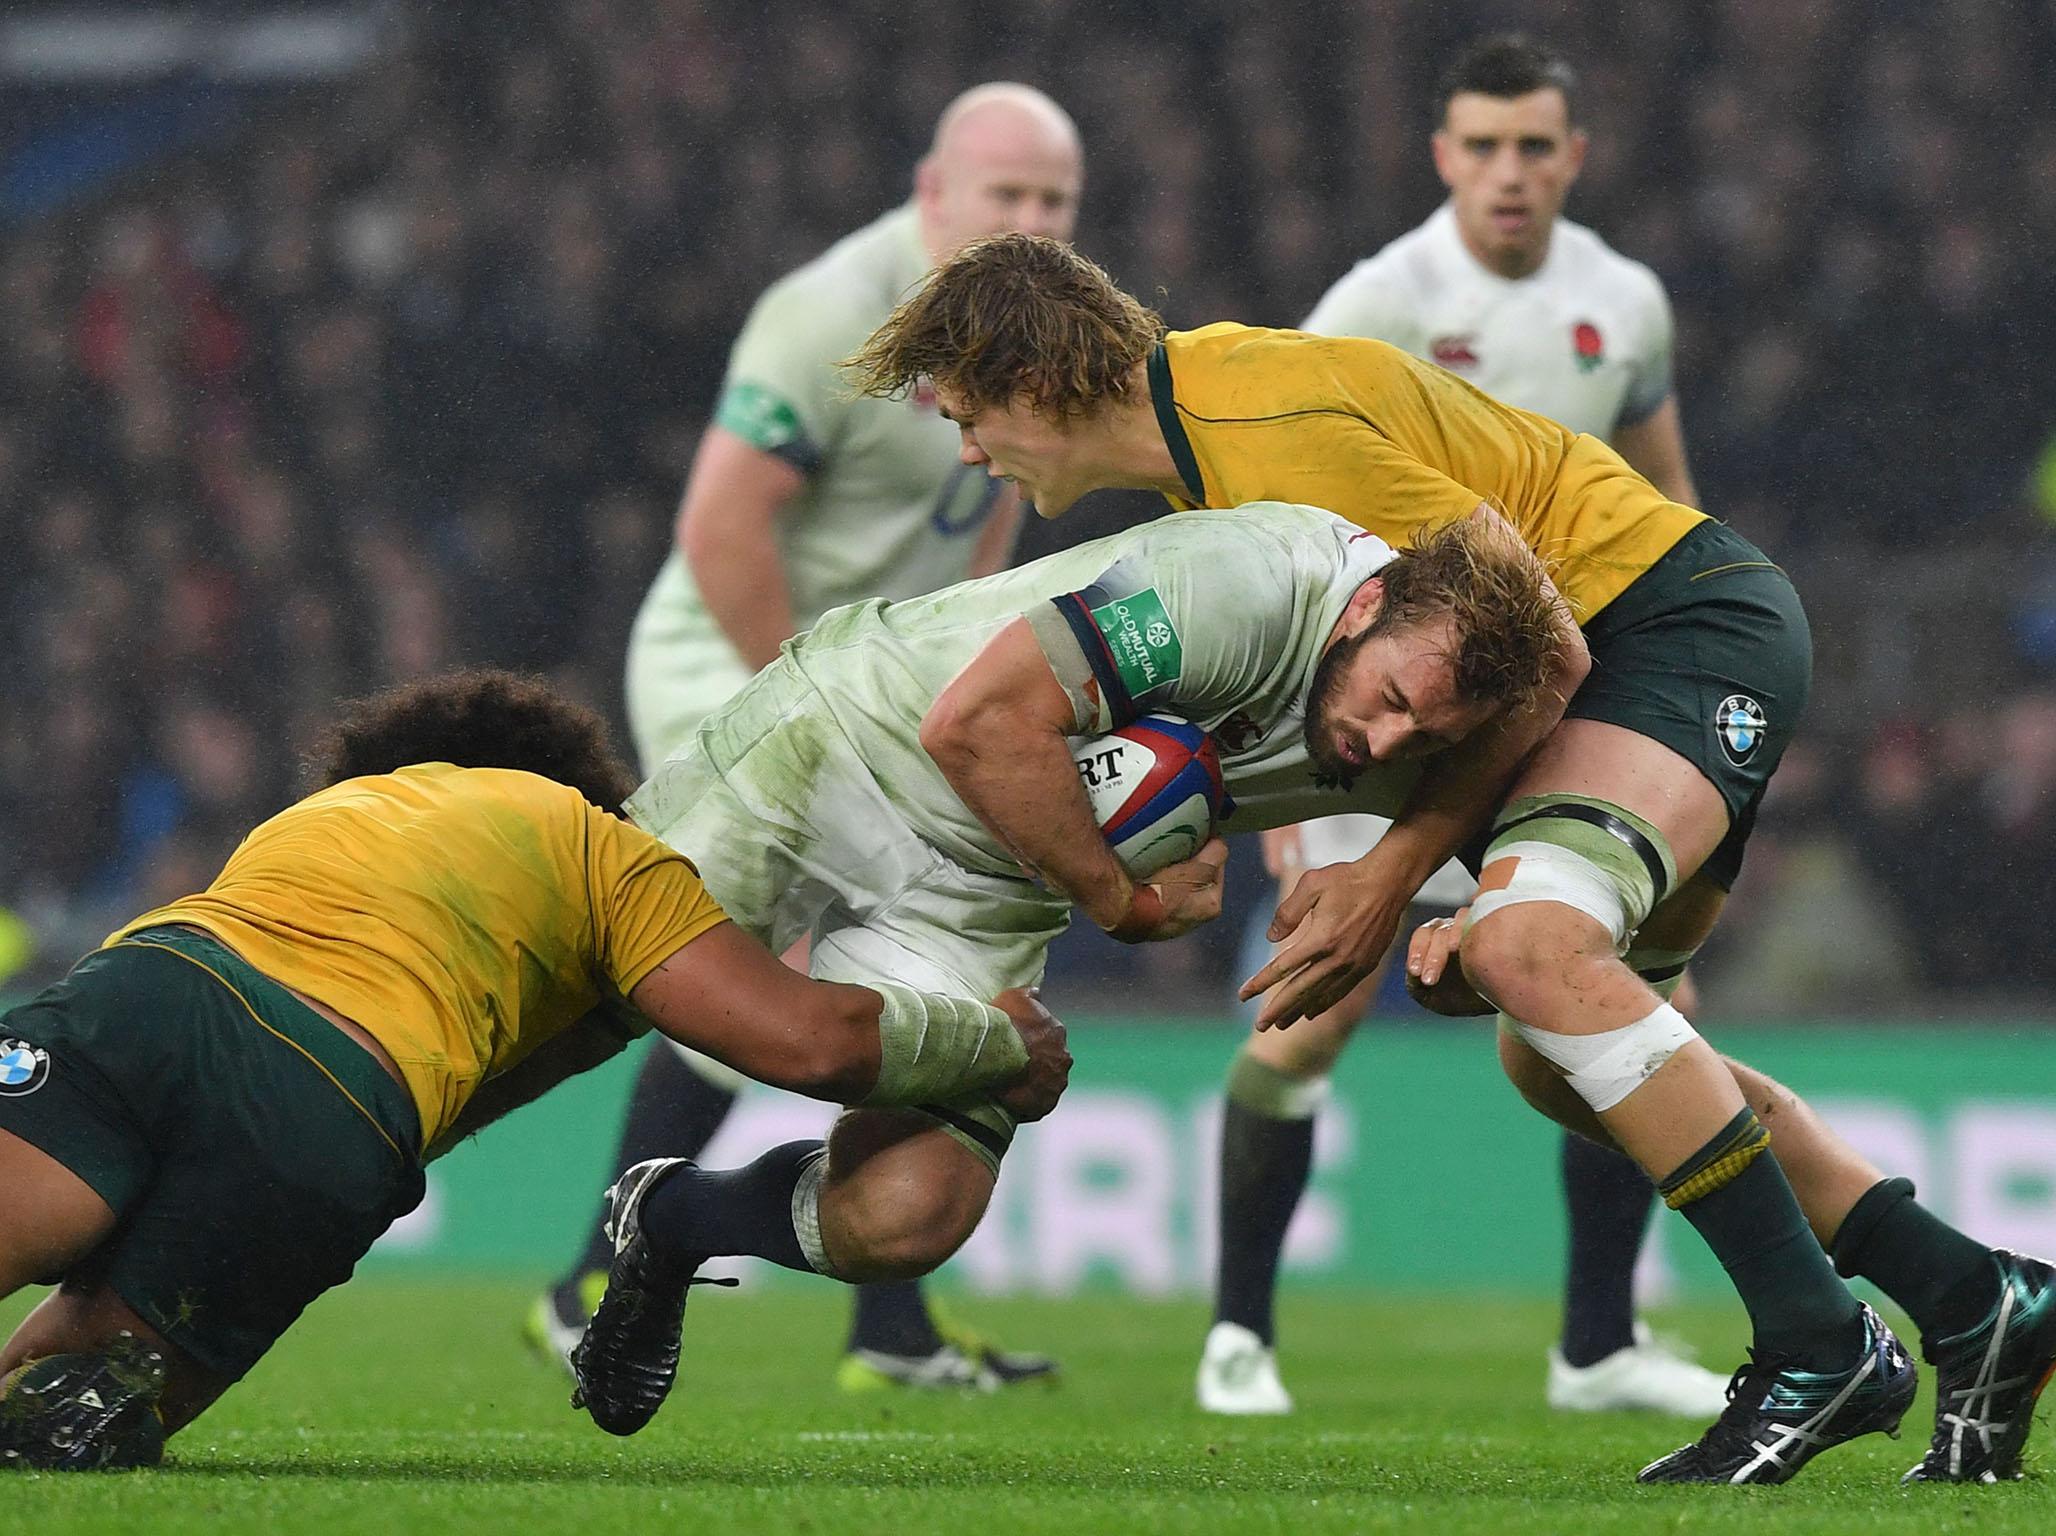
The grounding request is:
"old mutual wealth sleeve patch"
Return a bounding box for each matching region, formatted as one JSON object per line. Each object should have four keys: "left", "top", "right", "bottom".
{"left": 714, "top": 380, "right": 822, "bottom": 470}
{"left": 1089, "top": 585, "right": 1183, "bottom": 700}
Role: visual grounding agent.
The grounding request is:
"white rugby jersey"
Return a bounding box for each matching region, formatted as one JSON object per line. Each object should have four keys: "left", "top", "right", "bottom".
{"left": 631, "top": 505, "right": 1426, "bottom": 882}
{"left": 633, "top": 204, "right": 1005, "bottom": 670}
{"left": 1303, "top": 203, "right": 1674, "bottom": 441}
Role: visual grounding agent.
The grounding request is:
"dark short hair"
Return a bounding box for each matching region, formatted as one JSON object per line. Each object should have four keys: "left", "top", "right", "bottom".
{"left": 1437, "top": 34, "right": 1578, "bottom": 125}
{"left": 306, "top": 668, "right": 638, "bottom": 814}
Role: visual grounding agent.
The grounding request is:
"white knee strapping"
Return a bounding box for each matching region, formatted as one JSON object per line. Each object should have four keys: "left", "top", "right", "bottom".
{"left": 789, "top": 1145, "right": 838, "bottom": 1277}
{"left": 1510, "top": 1002, "right": 1699, "bottom": 1113}
{"left": 1465, "top": 841, "right": 1633, "bottom": 950}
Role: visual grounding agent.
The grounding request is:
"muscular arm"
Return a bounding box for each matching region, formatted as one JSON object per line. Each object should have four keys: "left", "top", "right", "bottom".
{"left": 430, "top": 926, "right": 1057, "bottom": 1158}
{"left": 628, "top": 922, "right": 884, "bottom": 1099}
{"left": 627, "top": 922, "right": 1062, "bottom": 1115}
{"left": 921, "top": 619, "right": 1139, "bottom": 931}
{"left": 677, "top": 425, "right": 809, "bottom": 670}
{"left": 1612, "top": 395, "right": 1699, "bottom": 508}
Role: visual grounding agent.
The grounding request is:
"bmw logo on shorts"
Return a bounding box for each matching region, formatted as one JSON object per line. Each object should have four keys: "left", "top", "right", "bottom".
{"left": 1716, "top": 694, "right": 1768, "bottom": 767}
{"left": 0, "top": 1037, "right": 50, "bottom": 1096}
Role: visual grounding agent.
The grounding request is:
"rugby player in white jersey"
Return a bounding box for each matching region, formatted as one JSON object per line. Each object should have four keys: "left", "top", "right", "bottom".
{"left": 567, "top": 504, "right": 1584, "bottom": 1441}
{"left": 1197, "top": 35, "right": 1724, "bottom": 1420}
{"left": 526, "top": 82, "right": 1084, "bottom": 1393}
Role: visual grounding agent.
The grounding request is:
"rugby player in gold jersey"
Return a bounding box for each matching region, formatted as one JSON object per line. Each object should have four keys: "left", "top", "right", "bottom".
{"left": 846, "top": 238, "right": 2055, "bottom": 1485}
{"left": 0, "top": 672, "right": 1068, "bottom": 1469}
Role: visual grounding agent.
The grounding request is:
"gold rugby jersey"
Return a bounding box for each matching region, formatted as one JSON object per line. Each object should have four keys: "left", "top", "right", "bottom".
{"left": 1152, "top": 323, "right": 1706, "bottom": 622}
{"left": 110, "top": 763, "right": 728, "bottom": 1148}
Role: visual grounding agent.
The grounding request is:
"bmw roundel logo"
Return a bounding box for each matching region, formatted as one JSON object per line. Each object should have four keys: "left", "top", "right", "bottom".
{"left": 1716, "top": 694, "right": 1767, "bottom": 766}
{"left": 0, "top": 1037, "right": 50, "bottom": 1096}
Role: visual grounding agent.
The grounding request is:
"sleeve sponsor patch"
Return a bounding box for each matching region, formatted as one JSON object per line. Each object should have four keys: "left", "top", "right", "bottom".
{"left": 1089, "top": 585, "right": 1182, "bottom": 700}
{"left": 1044, "top": 566, "right": 1184, "bottom": 729}
{"left": 714, "top": 380, "right": 823, "bottom": 471}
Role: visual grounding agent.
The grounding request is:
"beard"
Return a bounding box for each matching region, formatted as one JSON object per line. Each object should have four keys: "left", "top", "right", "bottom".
{"left": 1302, "top": 628, "right": 1371, "bottom": 787}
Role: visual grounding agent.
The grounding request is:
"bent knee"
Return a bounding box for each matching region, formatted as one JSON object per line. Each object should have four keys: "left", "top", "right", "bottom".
{"left": 1461, "top": 902, "right": 1615, "bottom": 1015}
{"left": 817, "top": 1119, "right": 993, "bottom": 1282}
{"left": 829, "top": 1180, "right": 984, "bottom": 1282}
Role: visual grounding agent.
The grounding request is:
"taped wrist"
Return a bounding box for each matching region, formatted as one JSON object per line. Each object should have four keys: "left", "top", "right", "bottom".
{"left": 859, "top": 984, "right": 1027, "bottom": 1107}
{"left": 1103, "top": 881, "right": 1164, "bottom": 942}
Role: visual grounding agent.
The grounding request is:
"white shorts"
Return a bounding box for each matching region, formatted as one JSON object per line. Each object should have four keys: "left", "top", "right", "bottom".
{"left": 628, "top": 660, "right": 1068, "bottom": 1169}
{"left": 1294, "top": 814, "right": 1477, "bottom": 910}
{"left": 624, "top": 551, "right": 765, "bottom": 1090}
{"left": 624, "top": 552, "right": 758, "bottom": 773}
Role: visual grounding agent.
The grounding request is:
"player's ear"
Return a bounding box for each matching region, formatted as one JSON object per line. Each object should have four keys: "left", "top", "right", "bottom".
{"left": 914, "top": 153, "right": 942, "bottom": 210}
{"left": 1430, "top": 129, "right": 1457, "bottom": 188}
{"left": 1337, "top": 576, "right": 1385, "bottom": 638}
{"left": 1564, "top": 129, "right": 1589, "bottom": 181}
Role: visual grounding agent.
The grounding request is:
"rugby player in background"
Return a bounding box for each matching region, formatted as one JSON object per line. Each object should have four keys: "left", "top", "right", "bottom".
{"left": 0, "top": 672, "right": 1069, "bottom": 1470}
{"left": 1201, "top": 34, "right": 1722, "bottom": 1420}
{"left": 847, "top": 239, "right": 2056, "bottom": 1483}
{"left": 528, "top": 82, "right": 1084, "bottom": 1393}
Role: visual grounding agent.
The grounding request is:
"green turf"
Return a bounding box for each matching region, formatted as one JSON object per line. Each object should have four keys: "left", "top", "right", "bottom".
{"left": 1, "top": 1281, "right": 2048, "bottom": 1534}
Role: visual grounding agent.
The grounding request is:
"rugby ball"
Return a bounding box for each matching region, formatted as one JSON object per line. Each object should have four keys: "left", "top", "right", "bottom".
{"left": 1072, "top": 713, "right": 1229, "bottom": 877}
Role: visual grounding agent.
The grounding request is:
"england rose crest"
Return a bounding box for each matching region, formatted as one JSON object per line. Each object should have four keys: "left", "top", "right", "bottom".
{"left": 1572, "top": 321, "right": 1604, "bottom": 373}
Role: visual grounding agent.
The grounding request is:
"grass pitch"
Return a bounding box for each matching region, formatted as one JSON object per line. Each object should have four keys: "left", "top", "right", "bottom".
{"left": 2, "top": 1280, "right": 2049, "bottom": 1535}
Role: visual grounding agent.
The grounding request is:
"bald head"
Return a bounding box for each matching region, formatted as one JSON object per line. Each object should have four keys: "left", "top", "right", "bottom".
{"left": 916, "top": 83, "right": 1083, "bottom": 263}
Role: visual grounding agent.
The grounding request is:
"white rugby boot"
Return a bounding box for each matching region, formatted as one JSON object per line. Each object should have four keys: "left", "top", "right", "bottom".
{"left": 1196, "top": 1321, "right": 1295, "bottom": 1415}
{"left": 1547, "top": 1323, "right": 1732, "bottom": 1417}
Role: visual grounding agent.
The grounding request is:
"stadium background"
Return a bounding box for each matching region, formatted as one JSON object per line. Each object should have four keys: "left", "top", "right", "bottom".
{"left": 0, "top": 0, "right": 2051, "bottom": 1298}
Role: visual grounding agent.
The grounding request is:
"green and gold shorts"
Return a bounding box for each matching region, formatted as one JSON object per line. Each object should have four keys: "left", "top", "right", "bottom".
{"left": 1566, "top": 520, "right": 1812, "bottom": 890}
{"left": 0, "top": 926, "right": 423, "bottom": 1379}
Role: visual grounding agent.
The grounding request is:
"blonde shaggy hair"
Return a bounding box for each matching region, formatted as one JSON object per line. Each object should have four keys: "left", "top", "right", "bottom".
{"left": 1372, "top": 513, "right": 1571, "bottom": 713}
{"left": 845, "top": 234, "right": 1163, "bottom": 417}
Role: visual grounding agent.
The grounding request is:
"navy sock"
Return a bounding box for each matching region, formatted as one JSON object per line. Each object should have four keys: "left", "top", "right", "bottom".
{"left": 847, "top": 1282, "right": 945, "bottom": 1356}
{"left": 565, "top": 1041, "right": 739, "bottom": 1287}
{"left": 1831, "top": 1177, "right": 1998, "bottom": 1342}
{"left": 1214, "top": 1097, "right": 1316, "bottom": 1346}
{"left": 638, "top": 1139, "right": 822, "bottom": 1275}
{"left": 1558, "top": 1132, "right": 1655, "bottom": 1367}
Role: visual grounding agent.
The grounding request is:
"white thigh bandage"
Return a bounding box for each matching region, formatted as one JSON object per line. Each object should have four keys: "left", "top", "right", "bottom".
{"left": 1509, "top": 1002, "right": 1699, "bottom": 1113}
{"left": 1466, "top": 841, "right": 1633, "bottom": 950}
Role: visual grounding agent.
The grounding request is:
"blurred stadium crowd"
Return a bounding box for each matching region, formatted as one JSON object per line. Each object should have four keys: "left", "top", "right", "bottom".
{"left": 3, "top": 0, "right": 2054, "bottom": 1011}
